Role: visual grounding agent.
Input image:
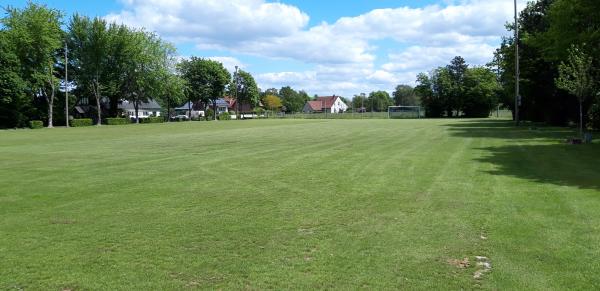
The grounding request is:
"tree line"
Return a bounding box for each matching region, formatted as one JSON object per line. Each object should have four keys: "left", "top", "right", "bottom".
{"left": 412, "top": 56, "right": 500, "bottom": 118}
{"left": 493, "top": 0, "right": 599, "bottom": 130}
{"left": 0, "top": 2, "right": 262, "bottom": 128}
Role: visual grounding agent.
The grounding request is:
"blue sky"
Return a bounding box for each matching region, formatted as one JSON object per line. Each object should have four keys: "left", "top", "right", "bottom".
{"left": 3, "top": 0, "right": 526, "bottom": 97}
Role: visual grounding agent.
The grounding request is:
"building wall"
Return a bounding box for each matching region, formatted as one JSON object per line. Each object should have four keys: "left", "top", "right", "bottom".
{"left": 125, "top": 109, "right": 161, "bottom": 118}
{"left": 331, "top": 98, "right": 348, "bottom": 113}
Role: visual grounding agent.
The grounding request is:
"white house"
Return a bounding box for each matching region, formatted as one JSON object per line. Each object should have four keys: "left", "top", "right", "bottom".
{"left": 118, "top": 99, "right": 162, "bottom": 119}
{"left": 303, "top": 95, "right": 348, "bottom": 113}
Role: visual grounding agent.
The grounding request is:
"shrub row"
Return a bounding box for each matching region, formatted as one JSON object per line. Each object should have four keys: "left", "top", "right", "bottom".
{"left": 105, "top": 118, "right": 130, "bottom": 125}
{"left": 29, "top": 120, "right": 43, "bottom": 129}
{"left": 70, "top": 118, "right": 93, "bottom": 127}
{"left": 140, "top": 117, "right": 164, "bottom": 124}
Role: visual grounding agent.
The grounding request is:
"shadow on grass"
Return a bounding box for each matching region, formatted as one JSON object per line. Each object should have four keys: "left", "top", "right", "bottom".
{"left": 444, "top": 119, "right": 575, "bottom": 141}
{"left": 445, "top": 119, "right": 600, "bottom": 190}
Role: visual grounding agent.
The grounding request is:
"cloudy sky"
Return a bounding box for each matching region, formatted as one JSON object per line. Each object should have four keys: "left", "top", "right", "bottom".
{"left": 6, "top": 0, "right": 527, "bottom": 97}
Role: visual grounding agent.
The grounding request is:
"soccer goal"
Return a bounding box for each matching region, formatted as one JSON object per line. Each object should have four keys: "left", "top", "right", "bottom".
{"left": 388, "top": 106, "right": 422, "bottom": 119}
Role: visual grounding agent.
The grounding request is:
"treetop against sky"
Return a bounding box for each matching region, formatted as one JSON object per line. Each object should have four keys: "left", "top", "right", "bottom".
{"left": 4, "top": 0, "right": 527, "bottom": 96}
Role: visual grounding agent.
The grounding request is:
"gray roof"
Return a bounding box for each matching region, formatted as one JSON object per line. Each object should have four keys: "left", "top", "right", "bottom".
{"left": 118, "top": 99, "right": 162, "bottom": 110}
{"left": 175, "top": 101, "right": 195, "bottom": 110}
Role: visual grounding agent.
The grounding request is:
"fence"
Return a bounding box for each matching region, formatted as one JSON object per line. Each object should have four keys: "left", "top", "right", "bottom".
{"left": 262, "top": 111, "right": 391, "bottom": 119}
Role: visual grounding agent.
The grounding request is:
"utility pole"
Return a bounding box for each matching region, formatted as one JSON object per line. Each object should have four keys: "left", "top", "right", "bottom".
{"left": 234, "top": 66, "right": 239, "bottom": 120}
{"left": 65, "top": 42, "right": 69, "bottom": 127}
{"left": 361, "top": 93, "right": 365, "bottom": 119}
{"left": 514, "top": 0, "right": 520, "bottom": 126}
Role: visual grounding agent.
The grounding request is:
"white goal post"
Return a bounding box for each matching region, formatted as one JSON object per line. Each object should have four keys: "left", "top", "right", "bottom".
{"left": 388, "top": 106, "right": 422, "bottom": 119}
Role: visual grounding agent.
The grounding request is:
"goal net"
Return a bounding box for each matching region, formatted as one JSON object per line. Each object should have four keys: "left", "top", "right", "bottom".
{"left": 388, "top": 106, "right": 422, "bottom": 119}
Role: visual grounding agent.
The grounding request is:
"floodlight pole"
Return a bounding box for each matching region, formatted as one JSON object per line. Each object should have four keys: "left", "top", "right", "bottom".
{"left": 65, "top": 42, "right": 69, "bottom": 128}
{"left": 514, "top": 0, "right": 520, "bottom": 126}
{"left": 234, "top": 66, "right": 239, "bottom": 120}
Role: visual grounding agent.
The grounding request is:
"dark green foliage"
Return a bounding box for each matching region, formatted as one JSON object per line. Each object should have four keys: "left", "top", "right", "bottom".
{"left": 1, "top": 3, "right": 63, "bottom": 127}
{"left": 392, "top": 85, "right": 419, "bottom": 106}
{"left": 0, "top": 31, "right": 29, "bottom": 128}
{"left": 140, "top": 117, "right": 164, "bottom": 124}
{"left": 70, "top": 118, "right": 93, "bottom": 127}
{"left": 178, "top": 57, "right": 230, "bottom": 119}
{"left": 351, "top": 94, "right": 368, "bottom": 111}
{"left": 367, "top": 91, "right": 393, "bottom": 112}
{"left": 218, "top": 112, "right": 231, "bottom": 120}
{"left": 205, "top": 108, "right": 214, "bottom": 121}
{"left": 588, "top": 100, "right": 600, "bottom": 130}
{"left": 415, "top": 70, "right": 447, "bottom": 117}
{"left": 28, "top": 120, "right": 43, "bottom": 129}
{"left": 416, "top": 58, "right": 499, "bottom": 118}
{"left": 279, "top": 86, "right": 309, "bottom": 113}
{"left": 462, "top": 68, "right": 500, "bottom": 117}
{"left": 495, "top": 0, "right": 600, "bottom": 125}
{"left": 105, "top": 118, "right": 130, "bottom": 125}
{"left": 230, "top": 69, "right": 259, "bottom": 109}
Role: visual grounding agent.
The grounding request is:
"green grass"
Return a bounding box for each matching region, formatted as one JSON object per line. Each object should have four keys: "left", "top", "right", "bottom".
{"left": 1, "top": 119, "right": 599, "bottom": 290}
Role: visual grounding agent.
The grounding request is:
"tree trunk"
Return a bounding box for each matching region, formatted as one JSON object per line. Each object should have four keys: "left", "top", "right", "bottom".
{"left": 134, "top": 99, "right": 139, "bottom": 124}
{"left": 188, "top": 98, "right": 192, "bottom": 121}
{"left": 47, "top": 93, "right": 54, "bottom": 128}
{"left": 214, "top": 100, "right": 217, "bottom": 120}
{"left": 47, "top": 67, "right": 55, "bottom": 128}
{"left": 95, "top": 92, "right": 102, "bottom": 126}
{"left": 166, "top": 96, "right": 170, "bottom": 122}
{"left": 579, "top": 99, "right": 583, "bottom": 138}
{"left": 93, "top": 79, "right": 102, "bottom": 126}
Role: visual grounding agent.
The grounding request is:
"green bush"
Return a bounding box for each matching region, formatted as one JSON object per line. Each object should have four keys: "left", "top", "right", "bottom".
{"left": 29, "top": 120, "right": 43, "bottom": 129}
{"left": 70, "top": 118, "right": 93, "bottom": 127}
{"left": 105, "top": 118, "right": 130, "bottom": 125}
{"left": 140, "top": 117, "right": 164, "bottom": 124}
{"left": 205, "top": 108, "right": 215, "bottom": 120}
{"left": 218, "top": 112, "right": 231, "bottom": 120}
{"left": 588, "top": 102, "right": 600, "bottom": 130}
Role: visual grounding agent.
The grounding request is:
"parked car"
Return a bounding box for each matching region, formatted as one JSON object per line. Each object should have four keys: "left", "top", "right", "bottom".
{"left": 171, "top": 115, "right": 189, "bottom": 121}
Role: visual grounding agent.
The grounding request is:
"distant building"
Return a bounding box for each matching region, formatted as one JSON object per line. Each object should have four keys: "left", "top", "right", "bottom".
{"left": 118, "top": 100, "right": 162, "bottom": 119}
{"left": 174, "top": 101, "right": 204, "bottom": 118}
{"left": 303, "top": 95, "right": 348, "bottom": 113}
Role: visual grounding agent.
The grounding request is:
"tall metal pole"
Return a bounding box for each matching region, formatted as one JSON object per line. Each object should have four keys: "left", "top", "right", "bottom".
{"left": 65, "top": 42, "right": 69, "bottom": 128}
{"left": 234, "top": 66, "right": 239, "bottom": 120}
{"left": 514, "top": 0, "right": 520, "bottom": 126}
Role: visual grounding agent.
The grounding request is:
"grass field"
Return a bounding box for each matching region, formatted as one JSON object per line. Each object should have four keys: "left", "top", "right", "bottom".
{"left": 1, "top": 119, "right": 599, "bottom": 290}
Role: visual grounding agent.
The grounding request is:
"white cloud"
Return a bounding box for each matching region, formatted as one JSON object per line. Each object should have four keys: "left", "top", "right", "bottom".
{"left": 205, "top": 56, "right": 245, "bottom": 73}
{"left": 105, "top": 0, "right": 528, "bottom": 97}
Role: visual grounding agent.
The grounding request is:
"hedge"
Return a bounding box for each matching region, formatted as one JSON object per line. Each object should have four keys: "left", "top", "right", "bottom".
{"left": 29, "top": 120, "right": 43, "bottom": 129}
{"left": 105, "top": 118, "right": 130, "bottom": 125}
{"left": 140, "top": 117, "right": 164, "bottom": 124}
{"left": 70, "top": 118, "right": 93, "bottom": 127}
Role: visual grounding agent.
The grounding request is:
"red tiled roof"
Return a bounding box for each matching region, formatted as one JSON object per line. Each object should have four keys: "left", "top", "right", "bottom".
{"left": 307, "top": 100, "right": 323, "bottom": 111}
{"left": 315, "top": 96, "right": 338, "bottom": 108}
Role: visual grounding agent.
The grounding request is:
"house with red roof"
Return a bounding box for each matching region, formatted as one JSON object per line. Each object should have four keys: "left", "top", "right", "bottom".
{"left": 303, "top": 95, "right": 348, "bottom": 113}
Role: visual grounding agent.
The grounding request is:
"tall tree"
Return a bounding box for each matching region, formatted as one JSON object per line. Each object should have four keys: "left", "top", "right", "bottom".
{"left": 367, "top": 91, "right": 393, "bottom": 112}
{"left": 2, "top": 2, "right": 63, "bottom": 127}
{"left": 68, "top": 15, "right": 109, "bottom": 125}
{"left": 120, "top": 30, "right": 175, "bottom": 123}
{"left": 415, "top": 72, "right": 443, "bottom": 117}
{"left": 392, "top": 85, "right": 419, "bottom": 106}
{"left": 230, "top": 69, "right": 259, "bottom": 113}
{"left": 279, "top": 86, "right": 305, "bottom": 112}
{"left": 352, "top": 94, "right": 367, "bottom": 111}
{"left": 556, "top": 45, "right": 595, "bottom": 137}
{"left": 462, "top": 67, "right": 500, "bottom": 117}
{"left": 446, "top": 56, "right": 469, "bottom": 115}
{"left": 0, "top": 30, "right": 28, "bottom": 128}
{"left": 178, "top": 57, "right": 230, "bottom": 121}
